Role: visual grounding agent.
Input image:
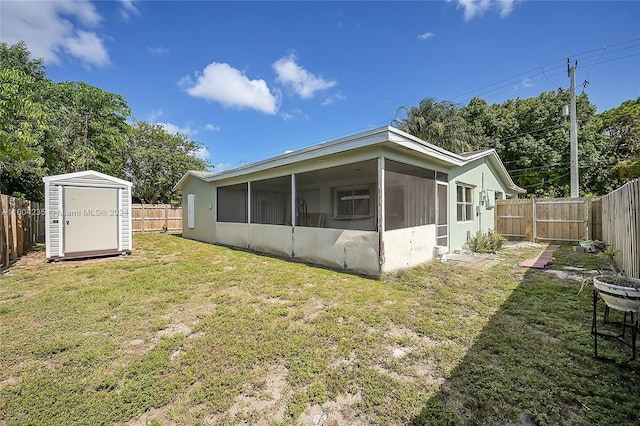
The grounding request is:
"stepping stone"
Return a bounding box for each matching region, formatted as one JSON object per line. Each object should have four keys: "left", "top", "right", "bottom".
{"left": 519, "top": 245, "right": 560, "bottom": 269}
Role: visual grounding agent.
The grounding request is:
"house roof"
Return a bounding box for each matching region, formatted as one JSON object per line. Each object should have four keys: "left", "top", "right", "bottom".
{"left": 174, "top": 126, "right": 525, "bottom": 194}
{"left": 43, "top": 170, "right": 132, "bottom": 187}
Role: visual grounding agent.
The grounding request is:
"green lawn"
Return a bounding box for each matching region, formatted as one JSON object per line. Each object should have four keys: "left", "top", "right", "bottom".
{"left": 0, "top": 234, "right": 638, "bottom": 425}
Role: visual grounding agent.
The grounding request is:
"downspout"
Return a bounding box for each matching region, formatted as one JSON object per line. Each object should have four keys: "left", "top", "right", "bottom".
{"left": 291, "top": 173, "right": 296, "bottom": 258}
{"left": 247, "top": 181, "right": 252, "bottom": 250}
{"left": 478, "top": 171, "right": 484, "bottom": 233}
{"left": 247, "top": 181, "right": 251, "bottom": 224}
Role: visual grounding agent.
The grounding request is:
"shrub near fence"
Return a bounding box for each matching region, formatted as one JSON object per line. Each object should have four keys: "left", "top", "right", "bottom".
{"left": 131, "top": 204, "right": 182, "bottom": 233}
{"left": 1, "top": 194, "right": 45, "bottom": 268}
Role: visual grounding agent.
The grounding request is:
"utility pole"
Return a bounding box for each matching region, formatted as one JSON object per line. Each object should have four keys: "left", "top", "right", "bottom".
{"left": 568, "top": 58, "right": 579, "bottom": 198}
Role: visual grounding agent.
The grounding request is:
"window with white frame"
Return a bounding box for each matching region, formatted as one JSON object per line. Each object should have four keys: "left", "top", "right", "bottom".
{"left": 456, "top": 184, "right": 474, "bottom": 222}
{"left": 334, "top": 186, "right": 371, "bottom": 218}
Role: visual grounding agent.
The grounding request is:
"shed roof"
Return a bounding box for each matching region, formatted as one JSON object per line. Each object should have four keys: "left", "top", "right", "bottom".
{"left": 175, "top": 126, "right": 525, "bottom": 194}
{"left": 43, "top": 170, "right": 132, "bottom": 187}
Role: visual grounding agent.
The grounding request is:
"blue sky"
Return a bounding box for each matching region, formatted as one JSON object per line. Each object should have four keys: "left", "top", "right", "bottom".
{"left": 2, "top": 1, "right": 639, "bottom": 172}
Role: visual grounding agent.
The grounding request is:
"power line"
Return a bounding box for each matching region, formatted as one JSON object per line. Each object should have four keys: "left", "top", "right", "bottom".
{"left": 523, "top": 172, "right": 571, "bottom": 188}
{"left": 448, "top": 39, "right": 639, "bottom": 103}
{"left": 508, "top": 157, "right": 616, "bottom": 177}
{"left": 241, "top": 40, "right": 639, "bottom": 165}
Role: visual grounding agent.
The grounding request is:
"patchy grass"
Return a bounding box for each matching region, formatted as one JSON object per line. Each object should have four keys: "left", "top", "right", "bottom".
{"left": 0, "top": 235, "right": 638, "bottom": 425}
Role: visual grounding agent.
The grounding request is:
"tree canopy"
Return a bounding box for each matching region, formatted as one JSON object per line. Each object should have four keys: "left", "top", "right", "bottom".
{"left": 394, "top": 98, "right": 472, "bottom": 154}
{"left": 395, "top": 92, "right": 638, "bottom": 197}
{"left": 1, "top": 40, "right": 637, "bottom": 201}
{"left": 0, "top": 41, "right": 210, "bottom": 203}
{"left": 126, "top": 121, "right": 209, "bottom": 204}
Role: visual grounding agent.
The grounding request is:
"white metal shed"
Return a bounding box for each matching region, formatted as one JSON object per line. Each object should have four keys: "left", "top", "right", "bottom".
{"left": 43, "top": 170, "right": 132, "bottom": 261}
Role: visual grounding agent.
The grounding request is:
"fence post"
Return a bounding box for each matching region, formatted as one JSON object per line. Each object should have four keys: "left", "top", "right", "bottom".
{"left": 141, "top": 203, "right": 145, "bottom": 233}
{"left": 164, "top": 204, "right": 168, "bottom": 230}
{"left": 532, "top": 198, "right": 537, "bottom": 242}
{"left": 0, "top": 195, "right": 5, "bottom": 268}
{"left": 10, "top": 197, "right": 17, "bottom": 262}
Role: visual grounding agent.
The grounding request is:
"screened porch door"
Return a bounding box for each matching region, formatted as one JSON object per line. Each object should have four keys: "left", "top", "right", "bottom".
{"left": 436, "top": 182, "right": 448, "bottom": 247}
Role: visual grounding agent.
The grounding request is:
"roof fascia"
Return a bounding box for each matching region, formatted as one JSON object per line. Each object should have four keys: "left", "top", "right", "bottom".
{"left": 42, "top": 170, "right": 132, "bottom": 187}
{"left": 173, "top": 170, "right": 212, "bottom": 191}
{"left": 465, "top": 150, "right": 526, "bottom": 194}
{"left": 204, "top": 126, "right": 470, "bottom": 182}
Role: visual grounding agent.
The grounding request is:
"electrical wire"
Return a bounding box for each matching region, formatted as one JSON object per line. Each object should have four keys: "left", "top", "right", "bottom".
{"left": 449, "top": 39, "right": 639, "bottom": 103}
{"left": 238, "top": 40, "right": 639, "bottom": 165}
{"left": 523, "top": 172, "right": 571, "bottom": 188}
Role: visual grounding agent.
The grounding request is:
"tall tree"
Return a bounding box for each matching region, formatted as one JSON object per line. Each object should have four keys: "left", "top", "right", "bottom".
{"left": 0, "top": 43, "right": 48, "bottom": 168}
{"left": 125, "top": 121, "right": 210, "bottom": 204}
{"left": 0, "top": 42, "right": 50, "bottom": 198}
{"left": 460, "top": 90, "right": 607, "bottom": 197}
{"left": 595, "top": 97, "right": 640, "bottom": 180}
{"left": 393, "top": 98, "right": 473, "bottom": 153}
{"left": 47, "top": 81, "right": 131, "bottom": 176}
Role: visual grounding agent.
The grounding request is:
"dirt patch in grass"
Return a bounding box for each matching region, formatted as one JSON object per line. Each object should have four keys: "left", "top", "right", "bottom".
{"left": 226, "top": 364, "right": 291, "bottom": 423}
{"left": 1, "top": 236, "right": 638, "bottom": 425}
{"left": 298, "top": 392, "right": 373, "bottom": 425}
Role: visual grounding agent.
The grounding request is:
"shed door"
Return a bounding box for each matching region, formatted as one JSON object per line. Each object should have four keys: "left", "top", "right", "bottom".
{"left": 64, "top": 186, "right": 118, "bottom": 254}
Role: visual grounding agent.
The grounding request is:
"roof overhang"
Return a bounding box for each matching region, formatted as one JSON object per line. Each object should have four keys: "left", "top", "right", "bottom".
{"left": 173, "top": 170, "right": 215, "bottom": 191}
{"left": 173, "top": 126, "right": 526, "bottom": 194}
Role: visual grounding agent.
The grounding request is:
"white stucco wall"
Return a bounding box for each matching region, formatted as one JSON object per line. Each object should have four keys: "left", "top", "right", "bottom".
{"left": 217, "top": 222, "right": 249, "bottom": 248}
{"left": 381, "top": 225, "right": 437, "bottom": 273}
{"left": 249, "top": 224, "right": 293, "bottom": 258}
{"left": 293, "top": 227, "right": 380, "bottom": 275}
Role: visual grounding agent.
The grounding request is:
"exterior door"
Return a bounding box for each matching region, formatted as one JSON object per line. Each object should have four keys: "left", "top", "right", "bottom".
{"left": 64, "top": 186, "right": 118, "bottom": 254}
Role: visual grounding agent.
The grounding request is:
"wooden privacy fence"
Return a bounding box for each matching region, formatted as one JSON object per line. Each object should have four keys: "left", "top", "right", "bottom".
{"left": 601, "top": 179, "right": 639, "bottom": 279}
{"left": 1, "top": 194, "right": 46, "bottom": 268}
{"left": 495, "top": 197, "right": 602, "bottom": 243}
{"left": 132, "top": 204, "right": 182, "bottom": 233}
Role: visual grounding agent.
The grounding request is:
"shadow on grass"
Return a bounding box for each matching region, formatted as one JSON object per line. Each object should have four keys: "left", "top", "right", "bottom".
{"left": 410, "top": 260, "right": 640, "bottom": 425}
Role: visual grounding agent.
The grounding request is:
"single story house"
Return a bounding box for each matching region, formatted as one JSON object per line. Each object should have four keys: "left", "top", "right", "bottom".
{"left": 174, "top": 126, "right": 525, "bottom": 275}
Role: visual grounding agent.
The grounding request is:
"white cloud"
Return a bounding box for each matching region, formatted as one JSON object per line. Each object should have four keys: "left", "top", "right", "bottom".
{"left": 213, "top": 163, "right": 232, "bottom": 172}
{"left": 448, "top": 0, "right": 517, "bottom": 21}
{"left": 321, "top": 91, "right": 346, "bottom": 106}
{"left": 176, "top": 74, "right": 194, "bottom": 88}
{"left": 182, "top": 63, "right": 278, "bottom": 114}
{"left": 513, "top": 77, "right": 533, "bottom": 91}
{"left": 147, "top": 108, "right": 163, "bottom": 122}
{"left": 158, "top": 122, "right": 198, "bottom": 136}
{"left": 147, "top": 45, "right": 169, "bottom": 55}
{"left": 64, "top": 30, "right": 109, "bottom": 67}
{"left": 498, "top": 0, "right": 516, "bottom": 17}
{"left": 195, "top": 146, "right": 210, "bottom": 161}
{"left": 118, "top": 0, "right": 140, "bottom": 20}
{"left": 273, "top": 53, "right": 336, "bottom": 99}
{"left": 280, "top": 108, "right": 309, "bottom": 122}
{"left": 204, "top": 124, "right": 220, "bottom": 131}
{"left": 0, "top": 0, "right": 110, "bottom": 67}
{"left": 418, "top": 32, "right": 435, "bottom": 41}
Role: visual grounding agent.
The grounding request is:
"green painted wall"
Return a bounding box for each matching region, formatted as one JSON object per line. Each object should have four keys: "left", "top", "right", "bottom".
{"left": 448, "top": 158, "right": 513, "bottom": 251}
